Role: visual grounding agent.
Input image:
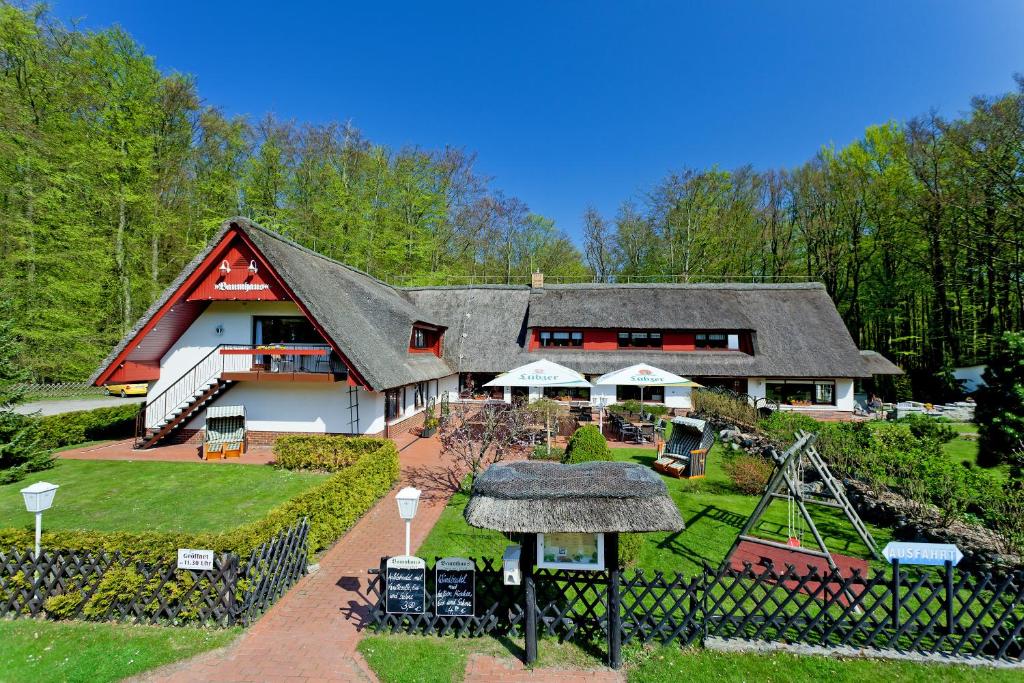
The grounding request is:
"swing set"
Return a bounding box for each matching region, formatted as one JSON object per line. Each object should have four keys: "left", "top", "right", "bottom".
{"left": 722, "top": 430, "right": 882, "bottom": 580}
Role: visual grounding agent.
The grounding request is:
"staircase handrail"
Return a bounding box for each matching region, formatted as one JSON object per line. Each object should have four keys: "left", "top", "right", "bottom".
{"left": 145, "top": 345, "right": 228, "bottom": 430}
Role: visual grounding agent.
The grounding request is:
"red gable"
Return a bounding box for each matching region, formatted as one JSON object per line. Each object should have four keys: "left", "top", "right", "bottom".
{"left": 186, "top": 240, "right": 289, "bottom": 302}
{"left": 94, "top": 223, "right": 368, "bottom": 388}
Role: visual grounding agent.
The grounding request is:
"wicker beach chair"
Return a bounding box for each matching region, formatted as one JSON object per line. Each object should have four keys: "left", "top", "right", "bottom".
{"left": 653, "top": 416, "right": 714, "bottom": 479}
{"left": 203, "top": 405, "right": 247, "bottom": 460}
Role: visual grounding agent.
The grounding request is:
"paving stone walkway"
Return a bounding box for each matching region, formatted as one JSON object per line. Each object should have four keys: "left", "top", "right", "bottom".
{"left": 139, "top": 432, "right": 454, "bottom": 683}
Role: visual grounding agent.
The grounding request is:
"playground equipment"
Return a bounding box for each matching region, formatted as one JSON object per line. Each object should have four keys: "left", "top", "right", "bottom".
{"left": 722, "top": 430, "right": 881, "bottom": 577}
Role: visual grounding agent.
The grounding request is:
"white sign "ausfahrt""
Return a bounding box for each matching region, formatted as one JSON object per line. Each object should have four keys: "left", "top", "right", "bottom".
{"left": 177, "top": 548, "right": 215, "bottom": 571}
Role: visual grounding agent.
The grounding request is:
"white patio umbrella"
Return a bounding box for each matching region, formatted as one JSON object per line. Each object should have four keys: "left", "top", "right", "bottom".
{"left": 593, "top": 363, "right": 693, "bottom": 406}
{"left": 484, "top": 359, "right": 591, "bottom": 454}
{"left": 482, "top": 358, "right": 591, "bottom": 388}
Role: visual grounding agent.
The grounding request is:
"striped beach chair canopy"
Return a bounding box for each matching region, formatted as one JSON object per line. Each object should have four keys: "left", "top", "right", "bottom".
{"left": 205, "top": 405, "right": 246, "bottom": 452}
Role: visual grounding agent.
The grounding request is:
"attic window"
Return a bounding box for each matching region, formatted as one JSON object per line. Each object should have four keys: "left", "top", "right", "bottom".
{"left": 539, "top": 330, "right": 583, "bottom": 348}
{"left": 695, "top": 333, "right": 728, "bottom": 349}
{"left": 411, "top": 326, "right": 438, "bottom": 350}
{"left": 618, "top": 331, "right": 662, "bottom": 348}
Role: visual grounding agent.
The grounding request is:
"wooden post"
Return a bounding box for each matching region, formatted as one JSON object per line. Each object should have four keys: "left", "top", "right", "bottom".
{"left": 523, "top": 534, "right": 538, "bottom": 665}
{"left": 606, "top": 533, "right": 622, "bottom": 669}
{"left": 944, "top": 559, "right": 955, "bottom": 636}
{"left": 891, "top": 558, "right": 901, "bottom": 641}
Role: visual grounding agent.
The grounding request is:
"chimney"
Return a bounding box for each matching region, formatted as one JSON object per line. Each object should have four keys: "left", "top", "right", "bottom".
{"left": 531, "top": 271, "right": 544, "bottom": 288}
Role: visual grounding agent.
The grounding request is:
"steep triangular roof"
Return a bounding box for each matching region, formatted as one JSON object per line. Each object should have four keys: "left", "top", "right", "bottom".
{"left": 92, "top": 218, "right": 451, "bottom": 390}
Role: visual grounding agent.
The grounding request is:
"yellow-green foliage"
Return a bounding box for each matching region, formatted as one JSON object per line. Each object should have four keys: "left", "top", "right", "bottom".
{"left": 43, "top": 590, "right": 84, "bottom": 619}
{"left": 564, "top": 425, "right": 611, "bottom": 463}
{"left": 692, "top": 389, "right": 760, "bottom": 427}
{"left": 83, "top": 566, "right": 144, "bottom": 618}
{"left": 273, "top": 434, "right": 387, "bottom": 471}
{"left": 0, "top": 439, "right": 400, "bottom": 562}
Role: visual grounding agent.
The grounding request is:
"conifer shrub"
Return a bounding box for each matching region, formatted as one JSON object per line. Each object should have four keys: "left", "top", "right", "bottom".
{"left": 564, "top": 425, "right": 611, "bottom": 463}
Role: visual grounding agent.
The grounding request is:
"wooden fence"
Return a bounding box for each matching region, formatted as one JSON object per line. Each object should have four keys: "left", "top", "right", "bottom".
{"left": 369, "top": 557, "right": 1024, "bottom": 663}
{"left": 0, "top": 519, "right": 308, "bottom": 627}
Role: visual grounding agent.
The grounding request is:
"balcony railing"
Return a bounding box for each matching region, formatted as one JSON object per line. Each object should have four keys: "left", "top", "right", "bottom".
{"left": 219, "top": 344, "right": 337, "bottom": 374}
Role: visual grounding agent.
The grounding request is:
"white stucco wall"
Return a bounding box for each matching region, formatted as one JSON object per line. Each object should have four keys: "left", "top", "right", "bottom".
{"left": 664, "top": 385, "right": 692, "bottom": 409}
{"left": 184, "top": 382, "right": 353, "bottom": 433}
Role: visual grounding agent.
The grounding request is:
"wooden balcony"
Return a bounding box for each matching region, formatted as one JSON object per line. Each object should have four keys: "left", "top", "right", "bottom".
{"left": 219, "top": 345, "right": 345, "bottom": 383}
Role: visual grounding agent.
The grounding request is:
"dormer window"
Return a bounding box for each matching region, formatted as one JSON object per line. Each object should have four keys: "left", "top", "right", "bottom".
{"left": 696, "top": 332, "right": 740, "bottom": 350}
{"left": 539, "top": 330, "right": 583, "bottom": 347}
{"left": 618, "top": 331, "right": 662, "bottom": 348}
{"left": 410, "top": 325, "right": 440, "bottom": 353}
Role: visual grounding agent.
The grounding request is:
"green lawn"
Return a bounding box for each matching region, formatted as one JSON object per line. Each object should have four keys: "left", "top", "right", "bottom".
{"left": 627, "top": 646, "right": 1021, "bottom": 682}
{"left": 358, "top": 635, "right": 1021, "bottom": 682}
{"left": 0, "top": 459, "right": 325, "bottom": 533}
{"left": 419, "top": 444, "right": 892, "bottom": 575}
{"left": 0, "top": 619, "right": 239, "bottom": 683}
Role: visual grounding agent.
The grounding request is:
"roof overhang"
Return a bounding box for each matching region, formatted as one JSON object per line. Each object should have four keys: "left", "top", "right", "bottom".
{"left": 93, "top": 222, "right": 371, "bottom": 389}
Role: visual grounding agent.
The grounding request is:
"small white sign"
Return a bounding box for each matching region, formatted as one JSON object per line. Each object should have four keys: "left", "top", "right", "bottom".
{"left": 882, "top": 542, "right": 963, "bottom": 567}
{"left": 177, "top": 548, "right": 215, "bottom": 571}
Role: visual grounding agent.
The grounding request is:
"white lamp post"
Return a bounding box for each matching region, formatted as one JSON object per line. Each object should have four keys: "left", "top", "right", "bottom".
{"left": 594, "top": 396, "right": 609, "bottom": 434}
{"left": 395, "top": 486, "right": 422, "bottom": 557}
{"left": 20, "top": 481, "right": 58, "bottom": 559}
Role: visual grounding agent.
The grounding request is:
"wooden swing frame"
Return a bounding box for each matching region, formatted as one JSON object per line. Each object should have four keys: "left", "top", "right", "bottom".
{"left": 722, "top": 430, "right": 882, "bottom": 575}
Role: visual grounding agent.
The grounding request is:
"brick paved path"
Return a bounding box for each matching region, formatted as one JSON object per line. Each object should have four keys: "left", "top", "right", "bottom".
{"left": 140, "top": 432, "right": 454, "bottom": 682}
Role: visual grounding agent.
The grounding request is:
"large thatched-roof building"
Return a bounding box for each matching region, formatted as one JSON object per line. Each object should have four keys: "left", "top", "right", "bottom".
{"left": 91, "top": 218, "right": 901, "bottom": 447}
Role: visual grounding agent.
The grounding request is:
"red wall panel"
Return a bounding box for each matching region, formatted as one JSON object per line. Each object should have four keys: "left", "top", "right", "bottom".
{"left": 663, "top": 331, "right": 696, "bottom": 351}
{"left": 186, "top": 242, "right": 290, "bottom": 302}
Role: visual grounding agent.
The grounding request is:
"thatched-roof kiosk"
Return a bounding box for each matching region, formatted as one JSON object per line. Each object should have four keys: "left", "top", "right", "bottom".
{"left": 464, "top": 461, "right": 685, "bottom": 533}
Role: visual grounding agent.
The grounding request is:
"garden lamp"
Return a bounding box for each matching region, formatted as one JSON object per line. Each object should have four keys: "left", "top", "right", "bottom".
{"left": 396, "top": 486, "right": 421, "bottom": 557}
{"left": 20, "top": 481, "right": 58, "bottom": 559}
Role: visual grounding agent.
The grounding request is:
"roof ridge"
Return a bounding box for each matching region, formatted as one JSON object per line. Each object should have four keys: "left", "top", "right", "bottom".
{"left": 230, "top": 217, "right": 401, "bottom": 293}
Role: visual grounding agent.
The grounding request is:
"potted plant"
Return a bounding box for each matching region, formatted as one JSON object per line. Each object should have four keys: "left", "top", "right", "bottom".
{"left": 421, "top": 400, "right": 439, "bottom": 437}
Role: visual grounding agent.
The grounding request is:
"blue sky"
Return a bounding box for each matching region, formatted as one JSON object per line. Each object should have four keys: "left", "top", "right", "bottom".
{"left": 52, "top": 1, "right": 1024, "bottom": 241}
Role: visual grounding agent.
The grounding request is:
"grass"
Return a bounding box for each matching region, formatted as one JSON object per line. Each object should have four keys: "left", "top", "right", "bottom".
{"left": 358, "top": 635, "right": 1023, "bottom": 682}
{"left": 627, "top": 646, "right": 1023, "bottom": 682}
{"left": 0, "top": 459, "right": 325, "bottom": 533}
{"left": 419, "top": 444, "right": 893, "bottom": 575}
{"left": 0, "top": 619, "right": 239, "bottom": 683}
{"left": 358, "top": 633, "right": 610, "bottom": 683}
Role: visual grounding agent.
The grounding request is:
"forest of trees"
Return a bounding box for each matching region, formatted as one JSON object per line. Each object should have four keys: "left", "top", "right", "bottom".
{"left": 1, "top": 3, "right": 1022, "bottom": 398}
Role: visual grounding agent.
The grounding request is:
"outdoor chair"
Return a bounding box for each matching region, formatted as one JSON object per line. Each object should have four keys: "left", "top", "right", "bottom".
{"left": 202, "top": 405, "right": 247, "bottom": 460}
{"left": 653, "top": 416, "right": 714, "bottom": 479}
{"left": 639, "top": 423, "right": 656, "bottom": 443}
{"left": 620, "top": 423, "right": 641, "bottom": 443}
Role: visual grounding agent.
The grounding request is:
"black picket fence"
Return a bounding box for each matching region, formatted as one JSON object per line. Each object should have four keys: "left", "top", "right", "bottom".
{"left": 368, "top": 557, "right": 1024, "bottom": 663}
{"left": 0, "top": 519, "right": 308, "bottom": 627}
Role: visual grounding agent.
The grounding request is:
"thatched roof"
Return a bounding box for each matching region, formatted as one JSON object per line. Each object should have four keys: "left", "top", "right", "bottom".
{"left": 464, "top": 461, "right": 685, "bottom": 533}
{"left": 402, "top": 286, "right": 530, "bottom": 373}
{"left": 409, "top": 282, "right": 871, "bottom": 379}
{"left": 859, "top": 350, "right": 904, "bottom": 376}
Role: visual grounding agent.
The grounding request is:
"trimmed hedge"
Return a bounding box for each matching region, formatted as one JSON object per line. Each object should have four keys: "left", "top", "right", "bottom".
{"left": 564, "top": 425, "right": 611, "bottom": 464}
{"left": 273, "top": 434, "right": 384, "bottom": 471}
{"left": 33, "top": 403, "right": 140, "bottom": 450}
{"left": 0, "top": 437, "right": 400, "bottom": 562}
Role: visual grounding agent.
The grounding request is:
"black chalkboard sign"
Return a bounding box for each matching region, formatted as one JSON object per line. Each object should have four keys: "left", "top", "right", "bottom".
{"left": 385, "top": 556, "right": 426, "bottom": 614}
{"left": 435, "top": 557, "right": 475, "bottom": 617}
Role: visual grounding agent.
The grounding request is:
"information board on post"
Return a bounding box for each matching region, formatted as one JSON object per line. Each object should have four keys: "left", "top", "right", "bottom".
{"left": 882, "top": 541, "right": 963, "bottom": 567}
{"left": 386, "top": 555, "right": 426, "bottom": 614}
{"left": 177, "top": 549, "right": 214, "bottom": 571}
{"left": 435, "top": 557, "right": 475, "bottom": 617}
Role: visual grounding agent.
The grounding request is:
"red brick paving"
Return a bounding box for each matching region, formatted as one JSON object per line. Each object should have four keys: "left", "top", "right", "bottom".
{"left": 59, "top": 439, "right": 277, "bottom": 465}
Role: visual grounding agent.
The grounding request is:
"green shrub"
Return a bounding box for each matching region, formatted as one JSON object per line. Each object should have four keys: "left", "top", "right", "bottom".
{"left": 33, "top": 403, "right": 140, "bottom": 450}
{"left": 0, "top": 439, "right": 400, "bottom": 562}
{"left": 759, "top": 411, "right": 820, "bottom": 441}
{"left": 83, "top": 566, "right": 144, "bottom": 618}
{"left": 618, "top": 533, "right": 644, "bottom": 567}
{"left": 564, "top": 425, "right": 610, "bottom": 464}
{"left": 530, "top": 445, "right": 564, "bottom": 461}
{"left": 273, "top": 434, "right": 385, "bottom": 471}
{"left": 722, "top": 454, "right": 773, "bottom": 495}
{"left": 692, "top": 389, "right": 759, "bottom": 427}
{"left": 896, "top": 414, "right": 957, "bottom": 444}
{"left": 44, "top": 590, "right": 83, "bottom": 619}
